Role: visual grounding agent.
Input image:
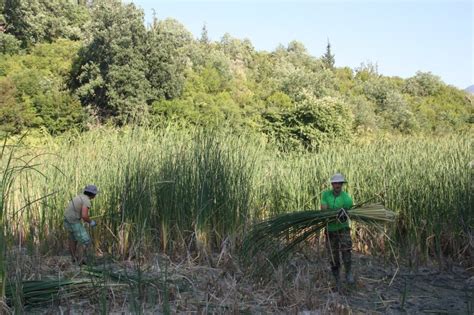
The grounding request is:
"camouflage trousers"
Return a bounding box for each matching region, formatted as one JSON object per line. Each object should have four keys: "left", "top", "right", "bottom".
{"left": 325, "top": 228, "right": 352, "bottom": 271}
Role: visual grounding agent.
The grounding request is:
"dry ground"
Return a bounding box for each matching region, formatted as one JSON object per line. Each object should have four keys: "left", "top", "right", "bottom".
{"left": 4, "top": 248, "right": 473, "bottom": 314}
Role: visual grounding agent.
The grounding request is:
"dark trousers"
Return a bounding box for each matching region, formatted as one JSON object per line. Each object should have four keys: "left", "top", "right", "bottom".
{"left": 325, "top": 228, "right": 352, "bottom": 271}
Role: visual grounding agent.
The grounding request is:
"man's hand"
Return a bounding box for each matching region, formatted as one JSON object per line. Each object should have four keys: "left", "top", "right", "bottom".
{"left": 89, "top": 220, "right": 97, "bottom": 228}
{"left": 337, "top": 208, "right": 348, "bottom": 223}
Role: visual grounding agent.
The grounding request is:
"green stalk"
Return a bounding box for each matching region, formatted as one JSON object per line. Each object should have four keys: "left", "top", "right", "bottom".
{"left": 2, "top": 127, "right": 470, "bottom": 268}
{"left": 0, "top": 138, "right": 15, "bottom": 302}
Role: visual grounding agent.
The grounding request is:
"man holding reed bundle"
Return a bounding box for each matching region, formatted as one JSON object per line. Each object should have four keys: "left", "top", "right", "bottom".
{"left": 321, "top": 173, "right": 355, "bottom": 287}
{"left": 63, "top": 185, "right": 98, "bottom": 264}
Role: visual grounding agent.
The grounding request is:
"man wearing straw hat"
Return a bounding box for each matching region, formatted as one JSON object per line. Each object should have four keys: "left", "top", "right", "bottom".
{"left": 63, "top": 185, "right": 98, "bottom": 264}
{"left": 321, "top": 173, "right": 354, "bottom": 287}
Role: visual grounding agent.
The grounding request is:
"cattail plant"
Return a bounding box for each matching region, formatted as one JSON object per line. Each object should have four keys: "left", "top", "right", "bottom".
{"left": 1, "top": 128, "right": 470, "bottom": 266}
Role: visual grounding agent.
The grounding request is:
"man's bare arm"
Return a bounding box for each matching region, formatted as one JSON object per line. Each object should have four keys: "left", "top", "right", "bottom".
{"left": 81, "top": 206, "right": 92, "bottom": 223}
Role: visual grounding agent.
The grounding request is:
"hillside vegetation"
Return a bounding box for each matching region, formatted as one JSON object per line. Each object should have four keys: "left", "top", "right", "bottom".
{"left": 0, "top": 0, "right": 472, "bottom": 148}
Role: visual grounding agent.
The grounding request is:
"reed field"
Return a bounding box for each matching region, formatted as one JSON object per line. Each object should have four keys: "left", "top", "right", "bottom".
{"left": 1, "top": 127, "right": 472, "bottom": 312}
{"left": 1, "top": 127, "right": 471, "bottom": 267}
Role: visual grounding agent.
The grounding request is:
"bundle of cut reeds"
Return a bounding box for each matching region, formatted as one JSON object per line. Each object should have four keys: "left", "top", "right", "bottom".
{"left": 241, "top": 203, "right": 396, "bottom": 273}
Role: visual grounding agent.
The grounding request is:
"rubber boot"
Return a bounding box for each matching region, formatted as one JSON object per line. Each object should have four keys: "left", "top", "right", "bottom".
{"left": 345, "top": 263, "right": 355, "bottom": 284}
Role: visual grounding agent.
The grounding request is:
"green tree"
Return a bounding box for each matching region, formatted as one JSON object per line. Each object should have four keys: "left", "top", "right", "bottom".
{"left": 200, "top": 23, "right": 209, "bottom": 45}
{"left": 265, "top": 91, "right": 293, "bottom": 110}
{"left": 362, "top": 78, "right": 418, "bottom": 132}
{"left": 321, "top": 40, "right": 335, "bottom": 70}
{"left": 355, "top": 61, "right": 379, "bottom": 82}
{"left": 0, "top": 40, "right": 86, "bottom": 134}
{"left": 413, "top": 85, "right": 472, "bottom": 131}
{"left": 71, "top": 0, "right": 149, "bottom": 123}
{"left": 403, "top": 71, "right": 442, "bottom": 97}
{"left": 262, "top": 96, "right": 353, "bottom": 150}
{"left": 146, "top": 18, "right": 192, "bottom": 102}
{"left": 3, "top": 0, "right": 89, "bottom": 47}
{"left": 0, "top": 32, "right": 21, "bottom": 54}
{"left": 0, "top": 77, "right": 36, "bottom": 133}
{"left": 348, "top": 95, "right": 377, "bottom": 132}
{"left": 219, "top": 33, "right": 255, "bottom": 67}
{"left": 379, "top": 91, "right": 418, "bottom": 132}
{"left": 33, "top": 90, "right": 85, "bottom": 134}
{"left": 287, "top": 40, "right": 307, "bottom": 55}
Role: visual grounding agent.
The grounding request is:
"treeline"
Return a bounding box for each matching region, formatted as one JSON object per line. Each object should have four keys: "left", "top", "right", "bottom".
{"left": 0, "top": 0, "right": 472, "bottom": 148}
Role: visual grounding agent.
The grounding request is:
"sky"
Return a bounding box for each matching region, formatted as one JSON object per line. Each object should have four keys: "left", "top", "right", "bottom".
{"left": 130, "top": 0, "right": 473, "bottom": 89}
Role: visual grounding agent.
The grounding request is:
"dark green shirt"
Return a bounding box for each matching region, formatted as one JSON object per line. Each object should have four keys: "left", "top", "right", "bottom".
{"left": 321, "top": 190, "right": 353, "bottom": 232}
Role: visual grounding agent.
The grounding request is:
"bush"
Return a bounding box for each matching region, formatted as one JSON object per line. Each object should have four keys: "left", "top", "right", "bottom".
{"left": 0, "top": 33, "right": 21, "bottom": 55}
{"left": 262, "top": 96, "right": 353, "bottom": 150}
{"left": 0, "top": 77, "right": 37, "bottom": 134}
{"left": 403, "top": 71, "right": 442, "bottom": 97}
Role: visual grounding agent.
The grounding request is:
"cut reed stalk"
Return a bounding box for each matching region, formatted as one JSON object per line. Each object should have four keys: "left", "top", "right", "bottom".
{"left": 241, "top": 203, "right": 397, "bottom": 273}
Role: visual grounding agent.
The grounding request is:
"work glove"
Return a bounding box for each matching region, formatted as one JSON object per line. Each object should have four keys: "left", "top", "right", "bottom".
{"left": 89, "top": 220, "right": 97, "bottom": 228}
{"left": 337, "top": 208, "right": 348, "bottom": 223}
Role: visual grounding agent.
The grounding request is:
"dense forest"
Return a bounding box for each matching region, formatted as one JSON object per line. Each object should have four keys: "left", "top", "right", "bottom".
{"left": 0, "top": 0, "right": 472, "bottom": 149}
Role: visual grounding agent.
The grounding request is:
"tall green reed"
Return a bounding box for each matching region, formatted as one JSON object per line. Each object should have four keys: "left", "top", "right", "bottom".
{"left": 0, "top": 138, "right": 13, "bottom": 301}
{"left": 4, "top": 127, "right": 471, "bottom": 266}
{"left": 0, "top": 137, "right": 48, "bottom": 306}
